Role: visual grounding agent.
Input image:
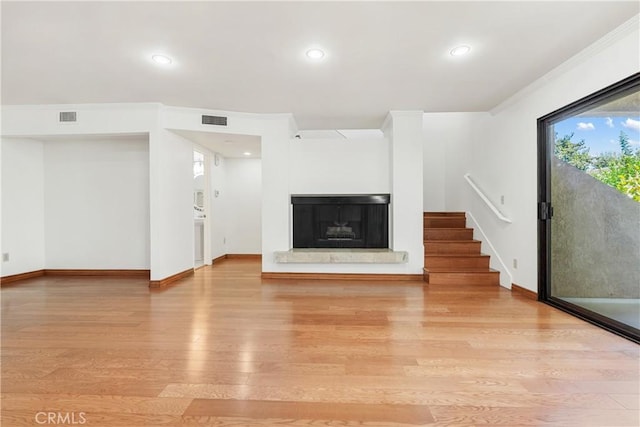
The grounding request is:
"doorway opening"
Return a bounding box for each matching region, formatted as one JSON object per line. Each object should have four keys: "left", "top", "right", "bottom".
{"left": 173, "top": 130, "right": 262, "bottom": 268}
{"left": 193, "top": 150, "right": 206, "bottom": 268}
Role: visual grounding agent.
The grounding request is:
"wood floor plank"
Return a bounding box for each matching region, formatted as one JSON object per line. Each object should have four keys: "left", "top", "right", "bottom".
{"left": 184, "top": 399, "right": 435, "bottom": 425}
{"left": 429, "top": 406, "right": 640, "bottom": 427}
{"left": 159, "top": 383, "right": 625, "bottom": 410}
{"left": 43, "top": 367, "right": 250, "bottom": 385}
{"left": 0, "top": 394, "right": 193, "bottom": 415}
{"left": 2, "top": 259, "right": 638, "bottom": 426}
{"left": 404, "top": 364, "right": 639, "bottom": 381}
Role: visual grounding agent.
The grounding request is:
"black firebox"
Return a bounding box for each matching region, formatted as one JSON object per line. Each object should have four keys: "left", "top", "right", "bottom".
{"left": 292, "top": 194, "right": 390, "bottom": 248}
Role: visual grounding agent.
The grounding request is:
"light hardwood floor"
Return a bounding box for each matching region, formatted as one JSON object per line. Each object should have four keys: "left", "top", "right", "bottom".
{"left": 1, "top": 259, "right": 638, "bottom": 426}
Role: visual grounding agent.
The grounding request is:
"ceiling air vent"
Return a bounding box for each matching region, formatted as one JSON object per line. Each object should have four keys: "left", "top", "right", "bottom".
{"left": 201, "top": 115, "right": 227, "bottom": 126}
{"left": 59, "top": 111, "right": 77, "bottom": 122}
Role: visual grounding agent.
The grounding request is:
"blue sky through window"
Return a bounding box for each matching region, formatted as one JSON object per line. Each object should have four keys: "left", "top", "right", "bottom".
{"left": 553, "top": 115, "right": 640, "bottom": 156}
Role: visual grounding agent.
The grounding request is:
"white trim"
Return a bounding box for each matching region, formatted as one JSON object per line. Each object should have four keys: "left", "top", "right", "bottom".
{"left": 490, "top": 14, "right": 640, "bottom": 116}
{"left": 466, "top": 211, "right": 513, "bottom": 289}
{"left": 464, "top": 173, "right": 512, "bottom": 223}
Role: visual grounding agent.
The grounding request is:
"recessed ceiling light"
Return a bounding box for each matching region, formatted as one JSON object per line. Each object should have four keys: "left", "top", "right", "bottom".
{"left": 243, "top": 152, "right": 252, "bottom": 156}
{"left": 450, "top": 45, "right": 471, "bottom": 56}
{"left": 306, "top": 48, "right": 325, "bottom": 60}
{"left": 152, "top": 54, "right": 172, "bottom": 65}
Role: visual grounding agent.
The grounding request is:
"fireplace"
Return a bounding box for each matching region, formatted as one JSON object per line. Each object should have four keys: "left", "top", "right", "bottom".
{"left": 292, "top": 194, "right": 390, "bottom": 248}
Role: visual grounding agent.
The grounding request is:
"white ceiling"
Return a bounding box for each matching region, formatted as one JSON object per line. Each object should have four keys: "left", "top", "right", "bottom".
{"left": 1, "top": 1, "right": 638, "bottom": 131}
{"left": 171, "top": 129, "right": 262, "bottom": 158}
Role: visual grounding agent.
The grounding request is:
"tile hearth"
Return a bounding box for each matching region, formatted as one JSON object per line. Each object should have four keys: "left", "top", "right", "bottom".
{"left": 274, "top": 248, "right": 408, "bottom": 264}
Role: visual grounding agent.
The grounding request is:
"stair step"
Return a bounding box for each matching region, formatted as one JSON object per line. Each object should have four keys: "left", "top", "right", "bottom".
{"left": 424, "top": 254, "right": 491, "bottom": 268}
{"left": 425, "top": 267, "right": 495, "bottom": 272}
{"left": 425, "top": 240, "right": 481, "bottom": 254}
{"left": 424, "top": 228, "right": 474, "bottom": 240}
{"left": 423, "top": 268, "right": 500, "bottom": 285}
{"left": 423, "top": 212, "right": 466, "bottom": 218}
{"left": 424, "top": 217, "right": 467, "bottom": 228}
{"left": 422, "top": 212, "right": 499, "bottom": 287}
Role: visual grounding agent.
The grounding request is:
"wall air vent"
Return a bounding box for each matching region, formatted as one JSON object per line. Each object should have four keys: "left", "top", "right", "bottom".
{"left": 59, "top": 111, "right": 77, "bottom": 122}
{"left": 202, "top": 115, "right": 227, "bottom": 126}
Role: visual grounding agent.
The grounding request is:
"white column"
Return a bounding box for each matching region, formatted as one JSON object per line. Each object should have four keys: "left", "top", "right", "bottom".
{"left": 383, "top": 111, "right": 424, "bottom": 274}
{"left": 260, "top": 118, "right": 296, "bottom": 273}
{"left": 149, "top": 128, "right": 194, "bottom": 280}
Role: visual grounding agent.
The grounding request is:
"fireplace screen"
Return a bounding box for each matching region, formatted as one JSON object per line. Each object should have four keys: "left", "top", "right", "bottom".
{"left": 317, "top": 204, "right": 362, "bottom": 243}
{"left": 292, "top": 194, "right": 389, "bottom": 249}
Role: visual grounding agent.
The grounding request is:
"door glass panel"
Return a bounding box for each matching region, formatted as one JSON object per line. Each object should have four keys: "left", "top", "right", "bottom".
{"left": 550, "top": 90, "right": 640, "bottom": 331}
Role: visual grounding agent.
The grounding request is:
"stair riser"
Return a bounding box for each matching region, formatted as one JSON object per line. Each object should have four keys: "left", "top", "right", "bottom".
{"left": 424, "top": 218, "right": 467, "bottom": 228}
{"left": 423, "top": 212, "right": 498, "bottom": 286}
{"left": 425, "top": 242, "right": 481, "bottom": 254}
{"left": 424, "top": 229, "right": 474, "bottom": 240}
{"left": 425, "top": 272, "right": 500, "bottom": 285}
{"left": 424, "top": 256, "right": 490, "bottom": 268}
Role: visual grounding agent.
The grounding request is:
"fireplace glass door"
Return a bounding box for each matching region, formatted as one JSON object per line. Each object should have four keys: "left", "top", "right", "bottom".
{"left": 292, "top": 194, "right": 390, "bottom": 249}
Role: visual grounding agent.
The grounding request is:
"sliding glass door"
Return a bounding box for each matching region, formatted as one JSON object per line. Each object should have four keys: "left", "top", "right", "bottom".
{"left": 538, "top": 73, "right": 640, "bottom": 343}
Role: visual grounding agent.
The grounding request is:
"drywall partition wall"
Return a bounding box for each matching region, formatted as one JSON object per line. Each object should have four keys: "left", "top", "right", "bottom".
{"left": 422, "top": 116, "right": 446, "bottom": 212}
{"left": 1, "top": 138, "right": 46, "bottom": 276}
{"left": 423, "top": 113, "right": 490, "bottom": 212}
{"left": 440, "top": 113, "right": 491, "bottom": 213}
{"left": 469, "top": 17, "right": 640, "bottom": 293}
{"left": 289, "top": 137, "right": 390, "bottom": 194}
{"left": 43, "top": 136, "right": 150, "bottom": 269}
{"left": 1, "top": 103, "right": 160, "bottom": 137}
{"left": 225, "top": 158, "right": 262, "bottom": 254}
{"left": 149, "top": 129, "right": 194, "bottom": 280}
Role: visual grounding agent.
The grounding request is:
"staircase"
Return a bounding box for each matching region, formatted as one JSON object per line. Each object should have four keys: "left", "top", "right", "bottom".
{"left": 423, "top": 212, "right": 499, "bottom": 285}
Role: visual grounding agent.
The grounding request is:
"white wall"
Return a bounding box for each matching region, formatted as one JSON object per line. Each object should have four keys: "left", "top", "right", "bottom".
{"left": 423, "top": 113, "right": 490, "bottom": 212}
{"left": 268, "top": 112, "right": 424, "bottom": 275}
{"left": 1, "top": 104, "right": 295, "bottom": 279}
{"left": 225, "top": 158, "right": 262, "bottom": 254}
{"left": 149, "top": 129, "right": 194, "bottom": 280}
{"left": 289, "top": 137, "right": 390, "bottom": 194}
{"left": 43, "top": 137, "right": 150, "bottom": 269}
{"left": 462, "top": 21, "right": 640, "bottom": 292}
{"left": 385, "top": 111, "right": 424, "bottom": 274}
{"left": 1, "top": 104, "right": 159, "bottom": 137}
{"left": 260, "top": 118, "right": 297, "bottom": 272}
{"left": 422, "top": 117, "right": 446, "bottom": 212}
{"left": 1, "top": 138, "right": 46, "bottom": 276}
